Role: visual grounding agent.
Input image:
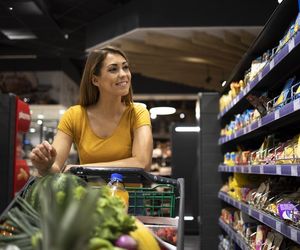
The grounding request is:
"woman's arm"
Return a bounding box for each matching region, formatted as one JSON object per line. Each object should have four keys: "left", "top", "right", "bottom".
{"left": 51, "top": 130, "right": 73, "bottom": 172}
{"left": 30, "top": 130, "right": 73, "bottom": 175}
{"left": 66, "top": 125, "right": 153, "bottom": 172}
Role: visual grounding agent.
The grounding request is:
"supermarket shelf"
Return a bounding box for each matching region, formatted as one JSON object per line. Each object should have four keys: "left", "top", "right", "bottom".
{"left": 218, "top": 218, "right": 250, "bottom": 250}
{"left": 218, "top": 192, "right": 300, "bottom": 244}
{"left": 218, "top": 31, "right": 300, "bottom": 120}
{"left": 219, "top": 97, "right": 300, "bottom": 145}
{"left": 218, "top": 164, "right": 300, "bottom": 177}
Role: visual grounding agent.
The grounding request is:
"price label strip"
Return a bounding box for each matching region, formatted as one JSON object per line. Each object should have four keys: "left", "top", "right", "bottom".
{"left": 288, "top": 38, "right": 295, "bottom": 52}
{"left": 276, "top": 165, "right": 282, "bottom": 175}
{"left": 294, "top": 98, "right": 300, "bottom": 111}
{"left": 275, "top": 110, "right": 280, "bottom": 120}
{"left": 269, "top": 59, "right": 275, "bottom": 70}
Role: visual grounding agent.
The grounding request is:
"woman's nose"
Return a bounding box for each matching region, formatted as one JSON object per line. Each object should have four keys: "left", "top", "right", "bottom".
{"left": 119, "top": 68, "right": 127, "bottom": 77}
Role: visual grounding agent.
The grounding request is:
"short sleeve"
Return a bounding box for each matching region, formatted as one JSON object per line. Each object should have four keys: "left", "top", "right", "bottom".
{"left": 57, "top": 106, "right": 75, "bottom": 138}
{"left": 133, "top": 104, "right": 151, "bottom": 129}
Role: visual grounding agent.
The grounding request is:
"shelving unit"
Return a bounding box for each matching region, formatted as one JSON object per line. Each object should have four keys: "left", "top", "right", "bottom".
{"left": 219, "top": 97, "right": 300, "bottom": 145}
{"left": 218, "top": 31, "right": 300, "bottom": 121}
{"left": 218, "top": 218, "right": 250, "bottom": 250}
{"left": 219, "top": 192, "right": 300, "bottom": 244}
{"left": 217, "top": 0, "right": 300, "bottom": 248}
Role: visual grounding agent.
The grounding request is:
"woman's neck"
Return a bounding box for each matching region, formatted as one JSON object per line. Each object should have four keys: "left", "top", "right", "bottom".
{"left": 95, "top": 95, "right": 125, "bottom": 117}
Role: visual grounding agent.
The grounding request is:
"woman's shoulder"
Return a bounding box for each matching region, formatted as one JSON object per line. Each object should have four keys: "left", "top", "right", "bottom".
{"left": 64, "top": 104, "right": 86, "bottom": 118}
{"left": 131, "top": 102, "right": 148, "bottom": 112}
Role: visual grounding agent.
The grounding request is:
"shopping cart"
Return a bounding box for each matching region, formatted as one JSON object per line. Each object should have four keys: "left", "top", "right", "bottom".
{"left": 69, "top": 166, "right": 185, "bottom": 250}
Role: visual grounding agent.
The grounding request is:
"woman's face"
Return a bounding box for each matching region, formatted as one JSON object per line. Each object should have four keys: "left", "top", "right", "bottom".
{"left": 93, "top": 52, "right": 131, "bottom": 98}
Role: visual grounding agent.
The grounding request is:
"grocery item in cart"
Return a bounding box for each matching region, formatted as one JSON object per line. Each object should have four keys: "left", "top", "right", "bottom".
{"left": 108, "top": 173, "right": 129, "bottom": 212}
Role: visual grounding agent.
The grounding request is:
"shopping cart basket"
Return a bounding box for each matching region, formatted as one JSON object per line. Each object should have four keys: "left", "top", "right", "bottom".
{"left": 69, "top": 166, "right": 185, "bottom": 250}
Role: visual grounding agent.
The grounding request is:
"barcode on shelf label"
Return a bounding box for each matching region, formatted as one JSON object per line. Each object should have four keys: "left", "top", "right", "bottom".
{"left": 243, "top": 127, "right": 247, "bottom": 134}
{"left": 246, "top": 84, "right": 250, "bottom": 93}
{"left": 275, "top": 110, "right": 280, "bottom": 120}
{"left": 249, "top": 209, "right": 252, "bottom": 216}
{"left": 294, "top": 98, "right": 300, "bottom": 111}
{"left": 247, "top": 125, "right": 251, "bottom": 133}
{"left": 241, "top": 167, "right": 245, "bottom": 173}
{"left": 276, "top": 165, "right": 282, "bottom": 175}
{"left": 258, "top": 72, "right": 262, "bottom": 81}
{"left": 291, "top": 165, "right": 298, "bottom": 176}
{"left": 290, "top": 228, "right": 297, "bottom": 241}
{"left": 276, "top": 221, "right": 281, "bottom": 232}
{"left": 258, "top": 119, "right": 262, "bottom": 127}
{"left": 260, "top": 165, "right": 264, "bottom": 174}
{"left": 270, "top": 59, "right": 275, "bottom": 69}
{"left": 288, "top": 38, "right": 295, "bottom": 52}
{"left": 247, "top": 207, "right": 250, "bottom": 214}
{"left": 259, "top": 213, "right": 263, "bottom": 221}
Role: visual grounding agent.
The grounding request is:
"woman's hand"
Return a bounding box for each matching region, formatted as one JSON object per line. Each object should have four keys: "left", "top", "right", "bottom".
{"left": 30, "top": 141, "right": 57, "bottom": 175}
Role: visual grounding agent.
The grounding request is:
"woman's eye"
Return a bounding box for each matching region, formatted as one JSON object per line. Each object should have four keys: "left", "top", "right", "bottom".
{"left": 123, "top": 65, "right": 129, "bottom": 71}
{"left": 108, "top": 67, "right": 117, "bottom": 72}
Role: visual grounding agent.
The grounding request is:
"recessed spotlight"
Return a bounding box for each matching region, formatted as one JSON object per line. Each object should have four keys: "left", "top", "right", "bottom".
{"left": 29, "top": 128, "right": 36, "bottom": 133}
{"left": 278, "top": 0, "right": 283, "bottom": 3}
{"left": 150, "top": 107, "right": 176, "bottom": 115}
{"left": 221, "top": 81, "right": 227, "bottom": 87}
{"left": 64, "top": 34, "right": 69, "bottom": 39}
{"left": 9, "top": 7, "right": 13, "bottom": 11}
{"left": 179, "top": 113, "right": 185, "bottom": 119}
{"left": 37, "top": 120, "right": 43, "bottom": 125}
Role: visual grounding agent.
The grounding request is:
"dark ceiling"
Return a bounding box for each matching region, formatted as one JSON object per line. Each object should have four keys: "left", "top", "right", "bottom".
{"left": 0, "top": 0, "right": 131, "bottom": 58}
{"left": 0, "top": 0, "right": 278, "bottom": 93}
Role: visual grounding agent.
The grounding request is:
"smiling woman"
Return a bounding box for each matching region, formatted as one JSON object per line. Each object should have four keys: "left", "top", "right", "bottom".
{"left": 29, "top": 46, "right": 153, "bottom": 176}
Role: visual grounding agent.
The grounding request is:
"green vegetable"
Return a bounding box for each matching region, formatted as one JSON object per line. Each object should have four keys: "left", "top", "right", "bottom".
{"left": 92, "top": 187, "right": 136, "bottom": 242}
{"left": 24, "top": 173, "right": 87, "bottom": 211}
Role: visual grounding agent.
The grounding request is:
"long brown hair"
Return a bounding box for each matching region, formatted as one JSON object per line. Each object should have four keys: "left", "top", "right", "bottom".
{"left": 79, "top": 46, "right": 133, "bottom": 107}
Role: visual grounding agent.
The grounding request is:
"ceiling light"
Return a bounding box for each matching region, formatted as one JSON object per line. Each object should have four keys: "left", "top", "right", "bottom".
{"left": 175, "top": 126, "right": 200, "bottom": 132}
{"left": 9, "top": 7, "right": 13, "bottom": 11}
{"left": 59, "top": 109, "right": 66, "bottom": 115}
{"left": 37, "top": 119, "right": 43, "bottom": 125}
{"left": 2, "top": 29, "right": 37, "bottom": 40}
{"left": 150, "top": 113, "right": 157, "bottom": 119}
{"left": 37, "top": 114, "right": 44, "bottom": 119}
{"left": 278, "top": 0, "right": 283, "bottom": 3}
{"left": 29, "top": 128, "right": 36, "bottom": 133}
{"left": 179, "top": 113, "right": 185, "bottom": 119}
{"left": 221, "top": 80, "right": 227, "bottom": 87}
{"left": 150, "top": 107, "right": 176, "bottom": 115}
{"left": 181, "top": 57, "right": 207, "bottom": 64}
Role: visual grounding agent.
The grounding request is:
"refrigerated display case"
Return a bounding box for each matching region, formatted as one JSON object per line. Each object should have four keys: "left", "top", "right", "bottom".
{"left": 0, "top": 93, "right": 31, "bottom": 213}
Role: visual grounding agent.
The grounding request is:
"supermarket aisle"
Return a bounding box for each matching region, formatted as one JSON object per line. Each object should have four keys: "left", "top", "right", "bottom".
{"left": 184, "top": 235, "right": 200, "bottom": 250}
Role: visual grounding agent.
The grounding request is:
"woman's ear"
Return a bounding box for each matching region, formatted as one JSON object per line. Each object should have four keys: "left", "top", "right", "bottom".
{"left": 92, "top": 75, "right": 100, "bottom": 87}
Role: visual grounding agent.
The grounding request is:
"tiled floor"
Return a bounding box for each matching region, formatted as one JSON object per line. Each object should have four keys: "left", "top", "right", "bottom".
{"left": 184, "top": 235, "right": 200, "bottom": 250}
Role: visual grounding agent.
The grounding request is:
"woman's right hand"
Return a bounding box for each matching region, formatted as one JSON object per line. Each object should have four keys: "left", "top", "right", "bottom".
{"left": 30, "top": 141, "right": 57, "bottom": 175}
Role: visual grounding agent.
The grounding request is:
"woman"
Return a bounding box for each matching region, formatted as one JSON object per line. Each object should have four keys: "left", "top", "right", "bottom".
{"left": 30, "top": 46, "right": 153, "bottom": 176}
